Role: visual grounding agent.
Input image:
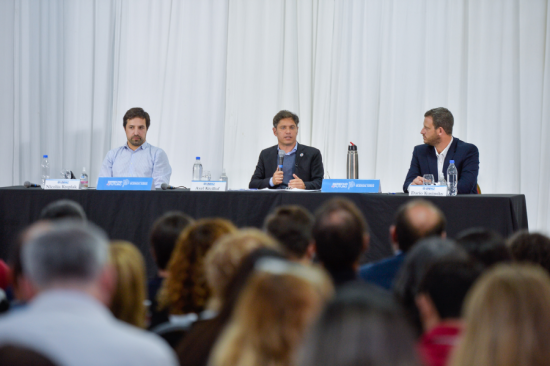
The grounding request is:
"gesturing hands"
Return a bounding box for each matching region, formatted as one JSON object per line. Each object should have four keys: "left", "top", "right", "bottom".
{"left": 288, "top": 174, "right": 305, "bottom": 189}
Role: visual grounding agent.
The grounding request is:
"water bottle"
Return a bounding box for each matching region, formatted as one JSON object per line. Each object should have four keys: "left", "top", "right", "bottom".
{"left": 346, "top": 143, "right": 358, "bottom": 179}
{"left": 80, "top": 167, "right": 89, "bottom": 189}
{"left": 41, "top": 155, "right": 50, "bottom": 187}
{"left": 220, "top": 168, "right": 229, "bottom": 189}
{"left": 193, "top": 157, "right": 203, "bottom": 181}
{"left": 447, "top": 160, "right": 458, "bottom": 196}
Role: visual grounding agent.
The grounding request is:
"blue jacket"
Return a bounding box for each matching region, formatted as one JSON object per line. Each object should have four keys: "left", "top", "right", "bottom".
{"left": 403, "top": 138, "right": 479, "bottom": 194}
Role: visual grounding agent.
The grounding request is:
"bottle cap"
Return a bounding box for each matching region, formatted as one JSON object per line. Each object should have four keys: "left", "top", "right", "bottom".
{"left": 43, "top": 155, "right": 48, "bottom": 158}
{"left": 348, "top": 145, "right": 357, "bottom": 151}
{"left": 196, "top": 157, "right": 200, "bottom": 160}
{"left": 450, "top": 160, "right": 455, "bottom": 164}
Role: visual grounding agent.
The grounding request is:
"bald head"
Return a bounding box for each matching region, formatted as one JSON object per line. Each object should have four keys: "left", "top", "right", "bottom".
{"left": 393, "top": 200, "right": 446, "bottom": 252}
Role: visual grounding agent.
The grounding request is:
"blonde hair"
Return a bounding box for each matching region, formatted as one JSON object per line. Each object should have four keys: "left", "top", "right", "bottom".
{"left": 109, "top": 241, "right": 147, "bottom": 328}
{"left": 205, "top": 229, "right": 281, "bottom": 310}
{"left": 209, "top": 261, "right": 333, "bottom": 366}
{"left": 157, "top": 218, "right": 237, "bottom": 315}
{"left": 449, "top": 264, "right": 550, "bottom": 366}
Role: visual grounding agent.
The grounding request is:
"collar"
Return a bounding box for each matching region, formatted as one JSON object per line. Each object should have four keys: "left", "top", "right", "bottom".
{"left": 435, "top": 137, "right": 453, "bottom": 157}
{"left": 277, "top": 142, "right": 298, "bottom": 155}
{"left": 124, "top": 141, "right": 149, "bottom": 152}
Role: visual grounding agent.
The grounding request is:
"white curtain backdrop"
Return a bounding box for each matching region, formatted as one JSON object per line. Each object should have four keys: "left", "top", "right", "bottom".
{"left": 1, "top": 0, "right": 549, "bottom": 232}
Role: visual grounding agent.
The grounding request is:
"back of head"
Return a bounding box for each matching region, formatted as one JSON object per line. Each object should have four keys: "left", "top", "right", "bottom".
{"left": 450, "top": 264, "right": 550, "bottom": 366}
{"left": 157, "top": 218, "right": 237, "bottom": 315}
{"left": 456, "top": 227, "right": 512, "bottom": 268}
{"left": 39, "top": 199, "right": 86, "bottom": 222}
{"left": 0, "top": 345, "right": 58, "bottom": 366}
{"left": 264, "top": 205, "right": 314, "bottom": 259}
{"left": 149, "top": 211, "right": 194, "bottom": 270}
{"left": 299, "top": 281, "right": 420, "bottom": 366}
{"left": 417, "top": 259, "right": 482, "bottom": 320}
{"left": 312, "top": 198, "right": 368, "bottom": 271}
{"left": 507, "top": 230, "right": 550, "bottom": 274}
{"left": 424, "top": 107, "right": 454, "bottom": 135}
{"left": 205, "top": 228, "right": 280, "bottom": 310}
{"left": 109, "top": 241, "right": 147, "bottom": 328}
{"left": 393, "top": 237, "right": 467, "bottom": 335}
{"left": 210, "top": 259, "right": 332, "bottom": 366}
{"left": 394, "top": 199, "right": 446, "bottom": 252}
{"left": 22, "top": 220, "right": 108, "bottom": 289}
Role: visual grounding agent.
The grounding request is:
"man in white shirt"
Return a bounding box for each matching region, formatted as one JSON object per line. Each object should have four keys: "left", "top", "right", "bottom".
{"left": 0, "top": 221, "right": 178, "bottom": 366}
{"left": 98, "top": 107, "right": 172, "bottom": 188}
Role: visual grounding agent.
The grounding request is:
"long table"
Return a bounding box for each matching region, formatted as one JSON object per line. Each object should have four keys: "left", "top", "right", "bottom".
{"left": 0, "top": 187, "right": 528, "bottom": 278}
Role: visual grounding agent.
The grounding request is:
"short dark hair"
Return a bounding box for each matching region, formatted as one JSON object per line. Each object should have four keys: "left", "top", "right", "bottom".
{"left": 507, "top": 230, "right": 550, "bottom": 274}
{"left": 264, "top": 205, "right": 314, "bottom": 259}
{"left": 417, "top": 259, "right": 482, "bottom": 319}
{"left": 123, "top": 107, "right": 150, "bottom": 129}
{"left": 456, "top": 228, "right": 512, "bottom": 268}
{"left": 424, "top": 107, "right": 453, "bottom": 135}
{"left": 394, "top": 199, "right": 446, "bottom": 252}
{"left": 149, "top": 211, "right": 194, "bottom": 270}
{"left": 312, "top": 198, "right": 369, "bottom": 271}
{"left": 273, "top": 110, "right": 299, "bottom": 128}
{"left": 39, "top": 199, "right": 86, "bottom": 221}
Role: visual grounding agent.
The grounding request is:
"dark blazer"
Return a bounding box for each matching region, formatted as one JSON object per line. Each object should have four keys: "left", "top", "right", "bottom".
{"left": 359, "top": 252, "right": 406, "bottom": 290}
{"left": 403, "top": 138, "right": 479, "bottom": 194}
{"left": 249, "top": 144, "right": 324, "bottom": 190}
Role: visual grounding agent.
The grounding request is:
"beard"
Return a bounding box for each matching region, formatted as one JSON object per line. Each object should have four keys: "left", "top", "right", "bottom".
{"left": 129, "top": 136, "right": 144, "bottom": 147}
{"left": 424, "top": 134, "right": 441, "bottom": 147}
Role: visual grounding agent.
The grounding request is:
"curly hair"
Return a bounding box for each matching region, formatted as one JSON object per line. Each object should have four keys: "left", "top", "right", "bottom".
{"left": 157, "top": 218, "right": 237, "bottom": 315}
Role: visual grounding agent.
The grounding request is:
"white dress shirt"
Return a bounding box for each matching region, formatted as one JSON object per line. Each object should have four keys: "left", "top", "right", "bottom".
{"left": 435, "top": 137, "right": 453, "bottom": 182}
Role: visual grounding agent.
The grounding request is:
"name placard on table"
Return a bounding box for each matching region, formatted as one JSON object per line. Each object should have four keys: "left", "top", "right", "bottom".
{"left": 44, "top": 179, "right": 81, "bottom": 190}
{"left": 97, "top": 177, "right": 153, "bottom": 191}
{"left": 408, "top": 185, "right": 448, "bottom": 196}
{"left": 321, "top": 179, "right": 381, "bottom": 193}
{"left": 190, "top": 181, "right": 227, "bottom": 191}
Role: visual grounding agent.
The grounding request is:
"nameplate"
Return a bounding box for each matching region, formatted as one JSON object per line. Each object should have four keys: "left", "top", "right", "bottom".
{"left": 409, "top": 185, "right": 448, "bottom": 196}
{"left": 97, "top": 177, "right": 153, "bottom": 191}
{"left": 321, "top": 179, "right": 381, "bottom": 193}
{"left": 190, "top": 181, "right": 227, "bottom": 191}
{"left": 44, "top": 179, "right": 81, "bottom": 190}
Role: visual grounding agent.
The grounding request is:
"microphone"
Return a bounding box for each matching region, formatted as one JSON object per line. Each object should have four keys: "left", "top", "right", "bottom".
{"left": 161, "top": 183, "right": 177, "bottom": 190}
{"left": 24, "top": 181, "right": 41, "bottom": 188}
{"left": 278, "top": 150, "right": 285, "bottom": 170}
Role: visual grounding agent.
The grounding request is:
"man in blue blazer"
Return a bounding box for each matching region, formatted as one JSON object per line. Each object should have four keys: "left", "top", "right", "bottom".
{"left": 403, "top": 107, "right": 479, "bottom": 194}
{"left": 249, "top": 110, "right": 324, "bottom": 190}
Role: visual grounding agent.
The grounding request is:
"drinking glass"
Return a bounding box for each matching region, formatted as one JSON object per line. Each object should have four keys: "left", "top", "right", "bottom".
{"left": 423, "top": 174, "right": 434, "bottom": 185}
{"left": 202, "top": 171, "right": 211, "bottom": 181}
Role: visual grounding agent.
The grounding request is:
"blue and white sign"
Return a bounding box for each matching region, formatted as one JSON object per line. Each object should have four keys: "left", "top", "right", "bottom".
{"left": 43, "top": 179, "right": 81, "bottom": 190}
{"left": 321, "top": 179, "right": 381, "bottom": 193}
{"left": 97, "top": 177, "right": 153, "bottom": 191}
{"left": 408, "top": 185, "right": 448, "bottom": 196}
{"left": 190, "top": 181, "right": 227, "bottom": 191}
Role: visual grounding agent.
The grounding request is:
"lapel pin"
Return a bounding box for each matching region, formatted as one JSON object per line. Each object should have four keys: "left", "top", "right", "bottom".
{"left": 300, "top": 153, "right": 303, "bottom": 157}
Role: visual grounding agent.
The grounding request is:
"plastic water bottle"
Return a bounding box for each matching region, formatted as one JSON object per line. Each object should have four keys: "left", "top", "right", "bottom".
{"left": 193, "top": 157, "right": 203, "bottom": 181}
{"left": 220, "top": 169, "right": 229, "bottom": 189}
{"left": 80, "top": 167, "right": 89, "bottom": 189}
{"left": 447, "top": 160, "right": 458, "bottom": 196}
{"left": 41, "top": 155, "right": 50, "bottom": 187}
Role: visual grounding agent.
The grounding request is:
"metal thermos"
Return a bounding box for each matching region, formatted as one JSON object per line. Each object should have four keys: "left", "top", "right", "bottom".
{"left": 347, "top": 143, "right": 358, "bottom": 179}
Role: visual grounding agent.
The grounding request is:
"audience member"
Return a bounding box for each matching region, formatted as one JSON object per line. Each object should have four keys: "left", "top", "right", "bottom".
{"left": 299, "top": 281, "right": 421, "bottom": 366}
{"left": 264, "top": 205, "right": 315, "bottom": 263}
{"left": 38, "top": 199, "right": 87, "bottom": 221}
{"left": 0, "top": 220, "right": 178, "bottom": 366}
{"left": 148, "top": 211, "right": 194, "bottom": 328}
{"left": 312, "top": 198, "right": 369, "bottom": 286}
{"left": 109, "top": 241, "right": 147, "bottom": 328}
{"left": 449, "top": 264, "right": 550, "bottom": 366}
{"left": 209, "top": 258, "right": 333, "bottom": 366}
{"left": 205, "top": 229, "right": 280, "bottom": 312}
{"left": 455, "top": 227, "right": 512, "bottom": 268}
{"left": 360, "top": 199, "right": 446, "bottom": 290}
{"left": 176, "top": 247, "right": 286, "bottom": 366}
{"left": 416, "top": 259, "right": 482, "bottom": 366}
{"left": 393, "top": 237, "right": 467, "bottom": 336}
{"left": 155, "top": 219, "right": 236, "bottom": 330}
{"left": 0, "top": 345, "right": 58, "bottom": 366}
{"left": 507, "top": 230, "right": 550, "bottom": 274}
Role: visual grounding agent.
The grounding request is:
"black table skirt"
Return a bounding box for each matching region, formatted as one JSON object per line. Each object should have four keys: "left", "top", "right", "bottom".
{"left": 0, "top": 187, "right": 528, "bottom": 278}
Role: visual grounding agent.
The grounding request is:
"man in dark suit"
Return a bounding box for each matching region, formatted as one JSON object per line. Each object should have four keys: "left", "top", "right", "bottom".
{"left": 403, "top": 107, "right": 479, "bottom": 194}
{"left": 249, "top": 110, "right": 324, "bottom": 190}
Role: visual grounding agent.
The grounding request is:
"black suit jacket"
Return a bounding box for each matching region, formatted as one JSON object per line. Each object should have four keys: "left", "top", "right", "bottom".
{"left": 249, "top": 144, "right": 324, "bottom": 190}
{"left": 403, "top": 137, "right": 479, "bottom": 194}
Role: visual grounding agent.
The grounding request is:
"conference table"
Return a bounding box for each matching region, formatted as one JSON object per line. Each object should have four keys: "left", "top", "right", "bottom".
{"left": 0, "top": 187, "right": 528, "bottom": 278}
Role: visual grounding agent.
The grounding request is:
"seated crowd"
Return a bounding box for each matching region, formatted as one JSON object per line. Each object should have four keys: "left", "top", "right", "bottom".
{"left": 0, "top": 198, "right": 549, "bottom": 366}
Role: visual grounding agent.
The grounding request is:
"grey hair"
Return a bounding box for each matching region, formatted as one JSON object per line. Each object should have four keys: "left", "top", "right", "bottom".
{"left": 22, "top": 220, "right": 109, "bottom": 288}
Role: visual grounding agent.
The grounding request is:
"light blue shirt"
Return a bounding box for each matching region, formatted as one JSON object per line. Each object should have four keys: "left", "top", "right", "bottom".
{"left": 98, "top": 142, "right": 172, "bottom": 188}
{"left": 269, "top": 142, "right": 298, "bottom": 187}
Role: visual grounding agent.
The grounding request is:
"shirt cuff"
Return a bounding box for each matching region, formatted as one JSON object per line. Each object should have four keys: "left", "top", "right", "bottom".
{"left": 269, "top": 178, "right": 274, "bottom": 187}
